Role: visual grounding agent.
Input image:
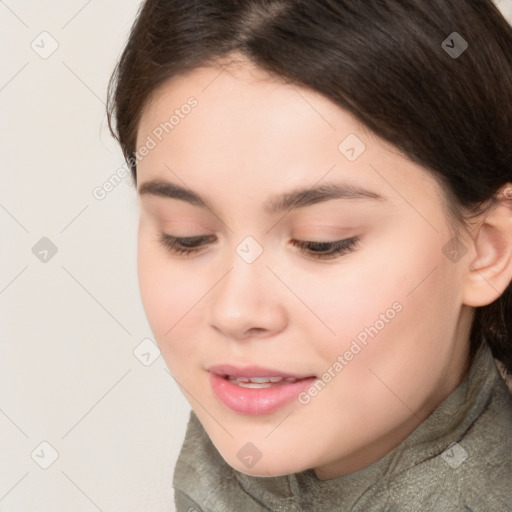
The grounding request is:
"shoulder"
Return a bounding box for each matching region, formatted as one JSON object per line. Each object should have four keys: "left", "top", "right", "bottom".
{"left": 386, "top": 368, "right": 512, "bottom": 511}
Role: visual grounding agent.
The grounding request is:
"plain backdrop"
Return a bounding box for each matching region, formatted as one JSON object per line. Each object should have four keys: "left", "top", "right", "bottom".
{"left": 1, "top": 1, "right": 511, "bottom": 511}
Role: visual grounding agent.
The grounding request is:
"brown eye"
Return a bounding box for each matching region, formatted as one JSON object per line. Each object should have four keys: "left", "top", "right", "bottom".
{"left": 158, "top": 234, "right": 215, "bottom": 256}
{"left": 290, "top": 236, "right": 359, "bottom": 260}
{"left": 157, "top": 233, "right": 360, "bottom": 260}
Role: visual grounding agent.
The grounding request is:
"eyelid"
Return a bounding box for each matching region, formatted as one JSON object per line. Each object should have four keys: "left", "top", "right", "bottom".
{"left": 157, "top": 232, "right": 360, "bottom": 260}
{"left": 164, "top": 234, "right": 215, "bottom": 247}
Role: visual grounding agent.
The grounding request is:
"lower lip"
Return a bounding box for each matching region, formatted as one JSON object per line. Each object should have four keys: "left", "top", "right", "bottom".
{"left": 209, "top": 373, "right": 318, "bottom": 415}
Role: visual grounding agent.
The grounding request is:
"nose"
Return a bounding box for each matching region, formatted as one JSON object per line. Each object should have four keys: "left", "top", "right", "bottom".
{"left": 207, "top": 245, "right": 287, "bottom": 340}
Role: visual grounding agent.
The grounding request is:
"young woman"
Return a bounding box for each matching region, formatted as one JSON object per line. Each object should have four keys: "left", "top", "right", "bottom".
{"left": 107, "top": 1, "right": 512, "bottom": 509}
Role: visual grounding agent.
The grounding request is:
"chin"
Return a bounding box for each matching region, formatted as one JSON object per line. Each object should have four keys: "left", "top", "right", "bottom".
{"left": 224, "top": 453, "right": 311, "bottom": 478}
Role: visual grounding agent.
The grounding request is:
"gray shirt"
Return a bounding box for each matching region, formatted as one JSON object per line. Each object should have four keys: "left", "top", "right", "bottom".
{"left": 173, "top": 341, "right": 512, "bottom": 511}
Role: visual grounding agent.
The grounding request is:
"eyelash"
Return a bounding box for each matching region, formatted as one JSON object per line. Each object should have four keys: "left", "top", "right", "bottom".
{"left": 157, "top": 233, "right": 360, "bottom": 260}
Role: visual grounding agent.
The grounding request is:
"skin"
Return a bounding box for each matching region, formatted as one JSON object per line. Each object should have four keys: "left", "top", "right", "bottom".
{"left": 134, "top": 57, "right": 512, "bottom": 480}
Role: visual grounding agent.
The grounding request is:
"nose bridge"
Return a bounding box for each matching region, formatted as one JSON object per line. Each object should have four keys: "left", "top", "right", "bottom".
{"left": 207, "top": 233, "right": 285, "bottom": 337}
{"left": 215, "top": 234, "right": 267, "bottom": 309}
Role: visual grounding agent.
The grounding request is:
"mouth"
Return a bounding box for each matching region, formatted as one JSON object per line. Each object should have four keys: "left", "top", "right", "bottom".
{"left": 207, "top": 363, "right": 315, "bottom": 381}
{"left": 223, "top": 375, "right": 304, "bottom": 389}
{"left": 207, "top": 364, "right": 318, "bottom": 415}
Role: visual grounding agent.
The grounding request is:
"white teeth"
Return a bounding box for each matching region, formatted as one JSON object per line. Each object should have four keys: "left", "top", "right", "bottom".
{"left": 227, "top": 375, "right": 300, "bottom": 387}
{"left": 248, "top": 377, "right": 280, "bottom": 383}
{"left": 236, "top": 381, "right": 272, "bottom": 389}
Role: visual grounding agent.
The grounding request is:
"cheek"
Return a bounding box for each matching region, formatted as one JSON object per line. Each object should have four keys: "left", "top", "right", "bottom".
{"left": 295, "top": 234, "right": 426, "bottom": 357}
{"left": 137, "top": 241, "right": 213, "bottom": 382}
{"left": 136, "top": 227, "right": 202, "bottom": 348}
{"left": 307, "top": 230, "right": 456, "bottom": 389}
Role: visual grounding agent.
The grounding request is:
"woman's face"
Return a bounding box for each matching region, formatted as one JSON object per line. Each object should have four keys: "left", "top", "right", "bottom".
{"left": 135, "top": 59, "right": 472, "bottom": 479}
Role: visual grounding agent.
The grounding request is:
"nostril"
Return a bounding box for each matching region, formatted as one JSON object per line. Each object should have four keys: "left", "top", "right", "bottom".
{"left": 247, "top": 327, "right": 266, "bottom": 336}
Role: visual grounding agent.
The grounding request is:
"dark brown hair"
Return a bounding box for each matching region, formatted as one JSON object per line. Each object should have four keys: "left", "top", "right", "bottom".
{"left": 106, "top": 0, "right": 512, "bottom": 374}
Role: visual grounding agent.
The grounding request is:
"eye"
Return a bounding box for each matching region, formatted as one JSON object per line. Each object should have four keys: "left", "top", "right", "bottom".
{"left": 290, "top": 236, "right": 359, "bottom": 260}
{"left": 158, "top": 233, "right": 215, "bottom": 256}
{"left": 158, "top": 232, "right": 359, "bottom": 260}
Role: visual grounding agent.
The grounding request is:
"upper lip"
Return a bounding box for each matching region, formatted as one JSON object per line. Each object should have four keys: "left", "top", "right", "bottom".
{"left": 207, "top": 364, "right": 315, "bottom": 379}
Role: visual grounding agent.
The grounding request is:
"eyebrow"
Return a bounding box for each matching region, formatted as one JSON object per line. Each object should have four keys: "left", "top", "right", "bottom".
{"left": 138, "top": 179, "right": 386, "bottom": 214}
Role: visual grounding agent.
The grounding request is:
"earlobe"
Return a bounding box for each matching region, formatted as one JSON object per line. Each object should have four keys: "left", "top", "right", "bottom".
{"left": 462, "top": 184, "right": 512, "bottom": 308}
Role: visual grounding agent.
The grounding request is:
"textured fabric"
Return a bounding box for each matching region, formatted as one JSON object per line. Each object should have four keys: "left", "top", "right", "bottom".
{"left": 173, "top": 341, "right": 512, "bottom": 511}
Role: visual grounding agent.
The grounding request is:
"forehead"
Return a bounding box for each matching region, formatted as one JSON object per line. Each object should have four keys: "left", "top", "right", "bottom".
{"left": 135, "top": 59, "right": 446, "bottom": 218}
{"left": 137, "top": 59, "right": 369, "bottom": 180}
{"left": 136, "top": 57, "right": 362, "bottom": 150}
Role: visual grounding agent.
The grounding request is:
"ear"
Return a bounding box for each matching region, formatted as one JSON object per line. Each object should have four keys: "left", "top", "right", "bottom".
{"left": 462, "top": 184, "right": 512, "bottom": 307}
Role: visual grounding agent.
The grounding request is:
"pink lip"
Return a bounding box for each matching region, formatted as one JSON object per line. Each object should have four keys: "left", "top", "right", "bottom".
{"left": 207, "top": 364, "right": 315, "bottom": 379}
{"left": 209, "top": 373, "right": 318, "bottom": 415}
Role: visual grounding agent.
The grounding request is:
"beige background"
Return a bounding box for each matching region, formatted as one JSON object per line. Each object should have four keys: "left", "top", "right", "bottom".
{"left": 1, "top": 1, "right": 511, "bottom": 510}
